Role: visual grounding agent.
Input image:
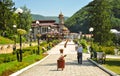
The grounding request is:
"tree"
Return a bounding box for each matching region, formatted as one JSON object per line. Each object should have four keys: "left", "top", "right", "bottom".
{"left": 0, "top": 0, "right": 14, "bottom": 36}
{"left": 89, "top": 0, "right": 113, "bottom": 45}
{"left": 18, "top": 6, "right": 32, "bottom": 32}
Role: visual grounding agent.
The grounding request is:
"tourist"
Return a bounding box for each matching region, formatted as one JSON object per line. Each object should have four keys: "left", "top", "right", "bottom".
{"left": 77, "top": 44, "right": 83, "bottom": 64}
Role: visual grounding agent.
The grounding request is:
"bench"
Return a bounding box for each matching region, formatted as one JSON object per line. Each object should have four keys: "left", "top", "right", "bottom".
{"left": 97, "top": 52, "right": 106, "bottom": 64}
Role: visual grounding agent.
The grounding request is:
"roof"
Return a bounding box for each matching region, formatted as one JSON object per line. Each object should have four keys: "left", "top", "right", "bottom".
{"left": 32, "top": 23, "right": 57, "bottom": 27}
{"left": 32, "top": 20, "right": 57, "bottom": 27}
{"left": 32, "top": 20, "right": 56, "bottom": 23}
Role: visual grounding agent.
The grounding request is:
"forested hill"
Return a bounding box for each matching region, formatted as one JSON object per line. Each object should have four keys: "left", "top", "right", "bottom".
{"left": 65, "top": 0, "right": 120, "bottom": 33}
{"left": 31, "top": 14, "right": 69, "bottom": 23}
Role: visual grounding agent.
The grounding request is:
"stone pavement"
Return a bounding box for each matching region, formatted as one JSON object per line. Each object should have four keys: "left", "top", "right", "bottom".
{"left": 12, "top": 40, "right": 110, "bottom": 76}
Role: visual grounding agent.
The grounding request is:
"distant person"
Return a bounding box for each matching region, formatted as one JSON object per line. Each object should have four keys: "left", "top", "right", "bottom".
{"left": 77, "top": 44, "right": 83, "bottom": 64}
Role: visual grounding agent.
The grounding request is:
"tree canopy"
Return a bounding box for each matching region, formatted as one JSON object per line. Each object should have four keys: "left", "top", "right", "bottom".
{"left": 65, "top": 0, "right": 120, "bottom": 33}
{"left": 0, "top": 0, "right": 32, "bottom": 39}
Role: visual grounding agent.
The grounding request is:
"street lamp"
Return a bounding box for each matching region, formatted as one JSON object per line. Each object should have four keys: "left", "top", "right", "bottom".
{"left": 29, "top": 28, "right": 32, "bottom": 46}
{"left": 36, "top": 21, "right": 41, "bottom": 54}
{"left": 13, "top": 25, "right": 17, "bottom": 54}
{"left": 89, "top": 27, "right": 94, "bottom": 59}
{"left": 47, "top": 34, "right": 51, "bottom": 50}
{"left": 89, "top": 27, "right": 94, "bottom": 37}
{"left": 15, "top": 8, "right": 23, "bottom": 62}
{"left": 13, "top": 25, "right": 17, "bottom": 44}
{"left": 89, "top": 27, "right": 94, "bottom": 43}
{"left": 89, "top": 27, "right": 94, "bottom": 33}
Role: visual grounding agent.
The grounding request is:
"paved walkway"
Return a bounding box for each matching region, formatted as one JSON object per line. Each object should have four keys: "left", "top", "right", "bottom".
{"left": 14, "top": 40, "right": 110, "bottom": 76}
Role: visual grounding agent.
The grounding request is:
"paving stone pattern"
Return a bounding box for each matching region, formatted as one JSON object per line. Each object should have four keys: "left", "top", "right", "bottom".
{"left": 17, "top": 41, "right": 110, "bottom": 76}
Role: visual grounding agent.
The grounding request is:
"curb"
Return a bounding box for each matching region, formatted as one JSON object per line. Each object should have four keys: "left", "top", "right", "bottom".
{"left": 9, "top": 54, "right": 50, "bottom": 76}
{"left": 87, "top": 58, "right": 120, "bottom": 76}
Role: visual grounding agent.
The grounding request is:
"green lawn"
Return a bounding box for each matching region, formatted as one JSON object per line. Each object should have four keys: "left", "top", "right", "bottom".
{"left": 0, "top": 36, "right": 14, "bottom": 44}
{"left": 0, "top": 54, "right": 45, "bottom": 76}
{"left": 102, "top": 58, "right": 120, "bottom": 75}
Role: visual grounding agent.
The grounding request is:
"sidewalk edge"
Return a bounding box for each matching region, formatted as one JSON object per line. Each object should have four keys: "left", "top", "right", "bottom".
{"left": 87, "top": 58, "right": 119, "bottom": 76}
{"left": 9, "top": 54, "right": 50, "bottom": 76}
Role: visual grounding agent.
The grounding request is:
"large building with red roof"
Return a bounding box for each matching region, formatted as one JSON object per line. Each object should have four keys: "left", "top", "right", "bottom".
{"left": 31, "top": 12, "right": 69, "bottom": 40}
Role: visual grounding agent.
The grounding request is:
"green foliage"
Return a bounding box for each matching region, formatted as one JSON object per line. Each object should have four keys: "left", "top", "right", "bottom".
{"left": 0, "top": 54, "right": 44, "bottom": 76}
{"left": 0, "top": 2, "right": 32, "bottom": 40}
{"left": 20, "top": 6, "right": 32, "bottom": 32}
{"left": 17, "top": 29, "right": 27, "bottom": 35}
{"left": 0, "top": 0, "right": 15, "bottom": 34}
{"left": 89, "top": 0, "right": 113, "bottom": 45}
{"left": 92, "top": 43, "right": 115, "bottom": 54}
{"left": 65, "top": 7, "right": 89, "bottom": 33}
{"left": 79, "top": 39, "right": 87, "bottom": 49}
{"left": 0, "top": 54, "right": 16, "bottom": 63}
{"left": 73, "top": 39, "right": 88, "bottom": 53}
{"left": 0, "top": 36, "right": 14, "bottom": 44}
{"left": 65, "top": 0, "right": 120, "bottom": 33}
{"left": 0, "top": 39, "right": 61, "bottom": 75}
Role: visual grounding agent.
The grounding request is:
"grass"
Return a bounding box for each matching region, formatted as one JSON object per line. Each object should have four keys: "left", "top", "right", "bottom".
{"left": 0, "top": 36, "right": 14, "bottom": 44}
{"left": 102, "top": 58, "right": 120, "bottom": 75}
{"left": 0, "top": 54, "right": 45, "bottom": 76}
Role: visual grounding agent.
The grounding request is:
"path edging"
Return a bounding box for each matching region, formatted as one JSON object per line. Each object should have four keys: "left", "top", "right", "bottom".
{"left": 9, "top": 54, "right": 50, "bottom": 76}
{"left": 87, "top": 58, "right": 119, "bottom": 76}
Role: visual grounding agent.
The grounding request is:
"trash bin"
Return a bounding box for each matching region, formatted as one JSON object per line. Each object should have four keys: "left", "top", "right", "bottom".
{"left": 114, "top": 49, "right": 119, "bottom": 55}
{"left": 57, "top": 59, "right": 65, "bottom": 70}
{"left": 60, "top": 49, "right": 64, "bottom": 54}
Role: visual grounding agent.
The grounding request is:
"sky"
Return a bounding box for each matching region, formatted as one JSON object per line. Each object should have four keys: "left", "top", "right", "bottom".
{"left": 13, "top": 0, "right": 93, "bottom": 17}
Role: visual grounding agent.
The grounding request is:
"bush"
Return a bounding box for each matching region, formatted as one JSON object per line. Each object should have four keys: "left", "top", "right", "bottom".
{"left": 92, "top": 43, "right": 115, "bottom": 54}
{"left": 0, "top": 54, "right": 16, "bottom": 63}
{"left": 0, "top": 36, "right": 14, "bottom": 44}
{"left": 79, "top": 39, "right": 87, "bottom": 49}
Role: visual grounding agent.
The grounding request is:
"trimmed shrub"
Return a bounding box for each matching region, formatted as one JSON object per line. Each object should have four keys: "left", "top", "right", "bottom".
{"left": 92, "top": 43, "right": 115, "bottom": 55}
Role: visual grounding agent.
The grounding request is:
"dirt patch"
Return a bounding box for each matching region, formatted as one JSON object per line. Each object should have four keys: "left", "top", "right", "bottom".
{"left": 1, "top": 69, "right": 14, "bottom": 76}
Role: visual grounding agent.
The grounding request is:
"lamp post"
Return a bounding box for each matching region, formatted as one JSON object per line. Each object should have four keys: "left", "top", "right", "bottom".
{"left": 29, "top": 28, "right": 32, "bottom": 46}
{"left": 47, "top": 34, "right": 51, "bottom": 50}
{"left": 89, "top": 27, "right": 94, "bottom": 44}
{"left": 13, "top": 25, "right": 16, "bottom": 45}
{"left": 15, "top": 8, "right": 23, "bottom": 62}
{"left": 89, "top": 27, "right": 94, "bottom": 59}
{"left": 36, "top": 21, "right": 41, "bottom": 54}
{"left": 13, "top": 25, "right": 17, "bottom": 54}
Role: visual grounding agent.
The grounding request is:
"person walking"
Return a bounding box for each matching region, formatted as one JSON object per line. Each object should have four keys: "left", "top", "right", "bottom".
{"left": 77, "top": 44, "right": 83, "bottom": 64}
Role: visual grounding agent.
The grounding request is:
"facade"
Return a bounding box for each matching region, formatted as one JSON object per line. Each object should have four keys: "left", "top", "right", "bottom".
{"left": 31, "top": 12, "right": 69, "bottom": 40}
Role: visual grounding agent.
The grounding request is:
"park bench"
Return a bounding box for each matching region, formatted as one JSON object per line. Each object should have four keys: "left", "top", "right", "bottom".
{"left": 97, "top": 52, "right": 106, "bottom": 64}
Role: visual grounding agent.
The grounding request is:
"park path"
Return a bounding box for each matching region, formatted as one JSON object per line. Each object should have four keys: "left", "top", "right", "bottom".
{"left": 12, "top": 40, "right": 110, "bottom": 76}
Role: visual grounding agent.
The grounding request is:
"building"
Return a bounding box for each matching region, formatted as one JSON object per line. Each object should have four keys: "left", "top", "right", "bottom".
{"left": 31, "top": 12, "right": 69, "bottom": 40}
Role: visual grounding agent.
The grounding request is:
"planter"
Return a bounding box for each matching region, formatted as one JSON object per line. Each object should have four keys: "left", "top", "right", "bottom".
{"left": 57, "top": 59, "right": 65, "bottom": 70}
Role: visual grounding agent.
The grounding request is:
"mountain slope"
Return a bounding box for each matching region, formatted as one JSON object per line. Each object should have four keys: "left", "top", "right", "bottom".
{"left": 31, "top": 14, "right": 69, "bottom": 23}
{"left": 65, "top": 0, "right": 120, "bottom": 33}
